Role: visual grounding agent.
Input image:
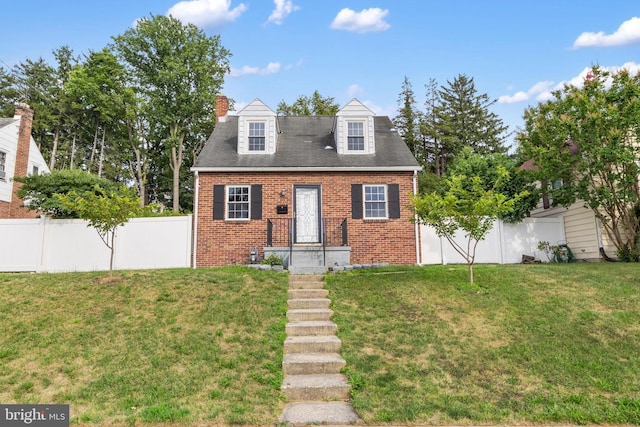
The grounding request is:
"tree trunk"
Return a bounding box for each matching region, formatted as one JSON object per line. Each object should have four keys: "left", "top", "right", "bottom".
{"left": 70, "top": 132, "right": 77, "bottom": 169}
{"left": 126, "top": 120, "right": 146, "bottom": 207}
{"left": 49, "top": 128, "right": 59, "bottom": 170}
{"left": 88, "top": 122, "right": 99, "bottom": 173}
{"left": 109, "top": 229, "right": 115, "bottom": 276}
{"left": 98, "top": 127, "right": 106, "bottom": 178}
{"left": 169, "top": 125, "right": 185, "bottom": 212}
{"left": 468, "top": 262, "right": 474, "bottom": 285}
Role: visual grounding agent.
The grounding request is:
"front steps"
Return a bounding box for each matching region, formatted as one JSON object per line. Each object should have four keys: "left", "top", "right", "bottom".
{"left": 279, "top": 274, "right": 361, "bottom": 426}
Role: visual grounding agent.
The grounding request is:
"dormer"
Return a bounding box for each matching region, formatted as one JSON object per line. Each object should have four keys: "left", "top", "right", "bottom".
{"left": 237, "top": 99, "right": 278, "bottom": 154}
{"left": 335, "top": 99, "right": 375, "bottom": 155}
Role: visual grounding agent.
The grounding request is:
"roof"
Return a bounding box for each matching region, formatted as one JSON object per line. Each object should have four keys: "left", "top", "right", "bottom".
{"left": 0, "top": 117, "right": 17, "bottom": 129}
{"left": 192, "top": 115, "right": 421, "bottom": 172}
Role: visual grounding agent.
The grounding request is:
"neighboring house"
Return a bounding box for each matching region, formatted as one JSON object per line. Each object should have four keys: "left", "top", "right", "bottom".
{"left": 0, "top": 104, "right": 49, "bottom": 219}
{"left": 191, "top": 96, "right": 422, "bottom": 272}
{"left": 520, "top": 154, "right": 617, "bottom": 261}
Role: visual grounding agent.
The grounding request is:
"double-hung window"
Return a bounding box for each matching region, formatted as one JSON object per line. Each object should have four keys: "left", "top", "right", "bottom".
{"left": 364, "top": 184, "right": 387, "bottom": 219}
{"left": 227, "top": 185, "right": 250, "bottom": 219}
{"left": 248, "top": 122, "right": 266, "bottom": 151}
{"left": 347, "top": 122, "right": 364, "bottom": 151}
{"left": 0, "top": 151, "right": 6, "bottom": 180}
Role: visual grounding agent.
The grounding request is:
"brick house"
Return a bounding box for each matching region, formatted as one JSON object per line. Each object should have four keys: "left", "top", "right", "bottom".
{"left": 0, "top": 104, "right": 49, "bottom": 218}
{"left": 191, "top": 96, "right": 422, "bottom": 272}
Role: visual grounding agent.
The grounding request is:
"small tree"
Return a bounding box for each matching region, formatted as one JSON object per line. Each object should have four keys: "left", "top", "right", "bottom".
{"left": 56, "top": 185, "right": 141, "bottom": 275}
{"left": 411, "top": 167, "right": 525, "bottom": 285}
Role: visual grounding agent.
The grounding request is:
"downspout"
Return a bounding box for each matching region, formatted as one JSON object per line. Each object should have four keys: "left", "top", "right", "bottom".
{"left": 192, "top": 171, "right": 199, "bottom": 269}
{"left": 595, "top": 217, "right": 617, "bottom": 262}
{"left": 413, "top": 170, "right": 421, "bottom": 265}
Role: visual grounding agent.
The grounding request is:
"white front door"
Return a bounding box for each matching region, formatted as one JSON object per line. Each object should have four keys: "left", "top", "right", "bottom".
{"left": 294, "top": 186, "right": 321, "bottom": 243}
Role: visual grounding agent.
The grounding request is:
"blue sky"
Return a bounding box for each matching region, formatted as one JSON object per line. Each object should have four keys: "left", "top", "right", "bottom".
{"left": 2, "top": 0, "right": 639, "bottom": 148}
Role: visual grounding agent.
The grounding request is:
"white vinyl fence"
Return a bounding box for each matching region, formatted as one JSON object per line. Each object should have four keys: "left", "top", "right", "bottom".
{"left": 1, "top": 215, "right": 192, "bottom": 272}
{"left": 420, "top": 217, "right": 565, "bottom": 265}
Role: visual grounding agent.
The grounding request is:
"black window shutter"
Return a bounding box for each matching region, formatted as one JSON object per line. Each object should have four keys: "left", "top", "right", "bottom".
{"left": 351, "top": 184, "right": 363, "bottom": 219}
{"left": 213, "top": 185, "right": 225, "bottom": 219}
{"left": 251, "top": 185, "right": 262, "bottom": 220}
{"left": 388, "top": 184, "right": 400, "bottom": 218}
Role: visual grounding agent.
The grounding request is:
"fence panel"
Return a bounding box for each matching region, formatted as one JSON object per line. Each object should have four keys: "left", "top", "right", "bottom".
{"left": 420, "top": 218, "right": 565, "bottom": 265}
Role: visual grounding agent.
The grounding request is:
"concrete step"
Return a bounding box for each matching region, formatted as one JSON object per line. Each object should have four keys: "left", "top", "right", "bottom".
{"left": 281, "top": 373, "right": 351, "bottom": 401}
{"left": 284, "top": 335, "right": 342, "bottom": 354}
{"left": 288, "top": 298, "right": 331, "bottom": 309}
{"left": 279, "top": 401, "right": 362, "bottom": 426}
{"left": 283, "top": 353, "right": 346, "bottom": 375}
{"left": 289, "top": 280, "right": 325, "bottom": 290}
{"left": 286, "top": 320, "right": 337, "bottom": 336}
{"left": 287, "top": 308, "right": 333, "bottom": 322}
{"left": 288, "top": 288, "right": 329, "bottom": 299}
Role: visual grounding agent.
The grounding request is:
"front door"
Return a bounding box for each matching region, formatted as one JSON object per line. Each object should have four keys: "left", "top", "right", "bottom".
{"left": 294, "top": 186, "right": 321, "bottom": 243}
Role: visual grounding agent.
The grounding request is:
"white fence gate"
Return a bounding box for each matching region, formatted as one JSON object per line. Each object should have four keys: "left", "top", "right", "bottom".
{"left": 1, "top": 215, "right": 192, "bottom": 272}
{"left": 420, "top": 218, "right": 565, "bottom": 265}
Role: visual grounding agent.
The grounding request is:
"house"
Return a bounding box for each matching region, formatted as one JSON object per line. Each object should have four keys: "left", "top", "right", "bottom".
{"left": 0, "top": 104, "right": 49, "bottom": 218}
{"left": 520, "top": 148, "right": 617, "bottom": 261}
{"left": 191, "top": 96, "right": 422, "bottom": 272}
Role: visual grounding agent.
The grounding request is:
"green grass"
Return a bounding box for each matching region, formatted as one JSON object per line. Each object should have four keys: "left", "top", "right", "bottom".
{"left": 326, "top": 263, "right": 640, "bottom": 425}
{"left": 0, "top": 267, "right": 288, "bottom": 425}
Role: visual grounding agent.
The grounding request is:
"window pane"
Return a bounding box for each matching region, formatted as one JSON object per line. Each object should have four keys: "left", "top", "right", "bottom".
{"left": 347, "top": 122, "right": 364, "bottom": 150}
{"left": 364, "top": 185, "right": 387, "bottom": 218}
{"left": 227, "top": 186, "right": 250, "bottom": 219}
{"left": 248, "top": 122, "right": 266, "bottom": 151}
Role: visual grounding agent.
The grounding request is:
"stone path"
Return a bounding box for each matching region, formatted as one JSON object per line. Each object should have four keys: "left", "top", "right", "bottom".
{"left": 279, "top": 274, "right": 361, "bottom": 426}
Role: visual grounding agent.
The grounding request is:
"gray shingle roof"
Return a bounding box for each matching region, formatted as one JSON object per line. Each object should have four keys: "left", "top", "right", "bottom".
{"left": 192, "top": 115, "right": 421, "bottom": 171}
{"left": 0, "top": 117, "right": 17, "bottom": 129}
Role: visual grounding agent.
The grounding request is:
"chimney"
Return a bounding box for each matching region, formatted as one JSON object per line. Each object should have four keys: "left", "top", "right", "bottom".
{"left": 10, "top": 103, "right": 37, "bottom": 218}
{"left": 216, "top": 94, "right": 229, "bottom": 123}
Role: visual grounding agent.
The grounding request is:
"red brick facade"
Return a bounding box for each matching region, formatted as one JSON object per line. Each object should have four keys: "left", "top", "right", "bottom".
{"left": 195, "top": 171, "right": 418, "bottom": 267}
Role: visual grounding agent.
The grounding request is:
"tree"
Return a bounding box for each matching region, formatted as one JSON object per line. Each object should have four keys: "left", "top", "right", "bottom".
{"left": 518, "top": 66, "right": 640, "bottom": 261}
{"left": 411, "top": 167, "right": 526, "bottom": 285}
{"left": 113, "top": 14, "right": 231, "bottom": 212}
{"left": 447, "top": 147, "right": 539, "bottom": 223}
{"left": 277, "top": 90, "right": 339, "bottom": 116}
{"left": 393, "top": 77, "right": 423, "bottom": 162}
{"left": 56, "top": 185, "right": 141, "bottom": 275}
{"left": 14, "top": 169, "right": 117, "bottom": 218}
{"left": 436, "top": 74, "right": 509, "bottom": 173}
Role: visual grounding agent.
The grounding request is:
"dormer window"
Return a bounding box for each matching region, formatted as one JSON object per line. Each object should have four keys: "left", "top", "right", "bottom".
{"left": 248, "top": 122, "right": 266, "bottom": 151}
{"left": 347, "top": 122, "right": 365, "bottom": 151}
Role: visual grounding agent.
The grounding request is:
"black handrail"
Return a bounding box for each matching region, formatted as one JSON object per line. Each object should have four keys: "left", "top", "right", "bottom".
{"left": 265, "top": 217, "right": 348, "bottom": 247}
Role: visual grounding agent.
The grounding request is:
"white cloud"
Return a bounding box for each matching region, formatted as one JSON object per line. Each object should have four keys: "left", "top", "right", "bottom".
{"left": 267, "top": 0, "right": 300, "bottom": 25}
{"left": 167, "top": 0, "right": 247, "bottom": 28}
{"left": 229, "top": 62, "right": 282, "bottom": 77}
{"left": 573, "top": 17, "right": 640, "bottom": 48}
{"left": 347, "top": 84, "right": 364, "bottom": 98}
{"left": 499, "top": 63, "right": 640, "bottom": 104}
{"left": 330, "top": 8, "right": 390, "bottom": 33}
{"left": 498, "top": 81, "right": 554, "bottom": 104}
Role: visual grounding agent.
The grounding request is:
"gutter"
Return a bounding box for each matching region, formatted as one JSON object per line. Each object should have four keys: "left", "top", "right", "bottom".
{"left": 192, "top": 171, "right": 199, "bottom": 269}
{"left": 190, "top": 166, "right": 422, "bottom": 173}
{"left": 413, "top": 170, "right": 421, "bottom": 265}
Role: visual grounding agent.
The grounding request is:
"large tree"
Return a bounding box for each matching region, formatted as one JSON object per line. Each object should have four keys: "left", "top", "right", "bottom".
{"left": 277, "top": 90, "right": 339, "bottom": 116}
{"left": 393, "top": 76, "right": 423, "bottom": 162}
{"left": 518, "top": 66, "right": 640, "bottom": 261}
{"left": 113, "top": 14, "right": 230, "bottom": 211}
{"left": 435, "top": 74, "right": 509, "bottom": 171}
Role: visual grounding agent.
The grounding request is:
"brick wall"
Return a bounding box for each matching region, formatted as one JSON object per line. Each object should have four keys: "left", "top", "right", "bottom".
{"left": 8, "top": 105, "right": 38, "bottom": 219}
{"left": 195, "top": 171, "right": 418, "bottom": 267}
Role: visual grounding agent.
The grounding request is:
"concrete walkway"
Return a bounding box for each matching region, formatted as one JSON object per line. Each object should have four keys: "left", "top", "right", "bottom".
{"left": 278, "top": 274, "right": 361, "bottom": 426}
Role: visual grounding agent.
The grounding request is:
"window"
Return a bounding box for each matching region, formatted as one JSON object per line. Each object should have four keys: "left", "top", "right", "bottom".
{"left": 227, "top": 185, "right": 250, "bottom": 219}
{"left": 347, "top": 122, "right": 364, "bottom": 151}
{"left": 32, "top": 165, "right": 39, "bottom": 176}
{"left": 364, "top": 185, "right": 387, "bottom": 219}
{"left": 248, "top": 122, "right": 265, "bottom": 151}
{"left": 0, "top": 151, "right": 6, "bottom": 180}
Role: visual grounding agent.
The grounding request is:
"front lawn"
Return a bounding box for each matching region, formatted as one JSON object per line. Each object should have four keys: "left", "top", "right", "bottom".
{"left": 0, "top": 267, "right": 288, "bottom": 425}
{"left": 326, "top": 263, "right": 640, "bottom": 425}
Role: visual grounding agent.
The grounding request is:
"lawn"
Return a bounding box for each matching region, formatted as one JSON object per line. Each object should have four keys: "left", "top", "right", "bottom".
{"left": 326, "top": 263, "right": 640, "bottom": 425}
{"left": 0, "top": 267, "right": 289, "bottom": 425}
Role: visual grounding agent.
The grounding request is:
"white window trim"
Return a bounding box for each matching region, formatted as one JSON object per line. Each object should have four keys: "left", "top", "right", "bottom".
{"left": 226, "top": 184, "right": 251, "bottom": 220}
{"left": 346, "top": 120, "right": 366, "bottom": 152}
{"left": 363, "top": 184, "right": 388, "bottom": 219}
{"left": 247, "top": 121, "right": 267, "bottom": 152}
